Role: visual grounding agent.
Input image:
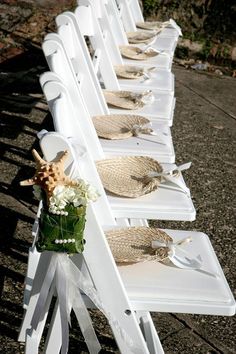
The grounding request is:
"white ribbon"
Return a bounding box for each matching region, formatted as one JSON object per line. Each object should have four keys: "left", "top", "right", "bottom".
{"left": 139, "top": 90, "right": 155, "bottom": 105}
{"left": 156, "top": 19, "right": 182, "bottom": 36}
{"left": 30, "top": 253, "right": 101, "bottom": 354}
{"left": 152, "top": 237, "right": 218, "bottom": 277}
{"left": 142, "top": 70, "right": 151, "bottom": 81}
{"left": 143, "top": 46, "right": 169, "bottom": 56}
{"left": 141, "top": 66, "right": 157, "bottom": 81}
{"left": 168, "top": 19, "right": 183, "bottom": 36}
{"left": 29, "top": 252, "right": 142, "bottom": 353}
{"left": 131, "top": 123, "right": 169, "bottom": 145}
{"left": 147, "top": 162, "right": 192, "bottom": 196}
{"left": 37, "top": 129, "right": 48, "bottom": 140}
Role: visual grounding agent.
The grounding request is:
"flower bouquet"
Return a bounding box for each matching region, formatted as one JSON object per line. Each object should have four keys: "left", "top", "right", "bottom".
{"left": 20, "top": 149, "right": 99, "bottom": 253}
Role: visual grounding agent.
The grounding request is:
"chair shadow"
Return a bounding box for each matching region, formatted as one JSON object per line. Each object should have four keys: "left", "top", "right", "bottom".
{"left": 0, "top": 205, "right": 33, "bottom": 258}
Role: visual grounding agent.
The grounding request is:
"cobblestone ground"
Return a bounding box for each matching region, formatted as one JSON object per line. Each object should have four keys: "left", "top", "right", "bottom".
{"left": 0, "top": 1, "right": 235, "bottom": 353}
{"left": 0, "top": 0, "right": 77, "bottom": 65}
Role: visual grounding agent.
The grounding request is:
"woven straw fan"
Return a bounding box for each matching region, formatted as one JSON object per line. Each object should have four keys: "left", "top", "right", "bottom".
{"left": 119, "top": 45, "right": 159, "bottom": 60}
{"left": 103, "top": 90, "right": 153, "bottom": 110}
{"left": 96, "top": 156, "right": 163, "bottom": 198}
{"left": 105, "top": 226, "right": 172, "bottom": 264}
{"left": 136, "top": 21, "right": 169, "bottom": 31}
{"left": 92, "top": 114, "right": 153, "bottom": 140}
{"left": 127, "top": 31, "right": 157, "bottom": 44}
{"left": 114, "top": 65, "right": 156, "bottom": 79}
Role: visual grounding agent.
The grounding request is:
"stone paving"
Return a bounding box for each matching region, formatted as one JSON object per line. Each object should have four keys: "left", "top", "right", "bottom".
{"left": 0, "top": 1, "right": 236, "bottom": 353}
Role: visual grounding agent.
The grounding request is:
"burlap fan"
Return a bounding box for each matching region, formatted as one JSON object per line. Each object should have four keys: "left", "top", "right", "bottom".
{"left": 103, "top": 90, "right": 153, "bottom": 110}
{"left": 96, "top": 156, "right": 163, "bottom": 197}
{"left": 136, "top": 21, "right": 165, "bottom": 31}
{"left": 127, "top": 31, "right": 157, "bottom": 44}
{"left": 92, "top": 114, "right": 152, "bottom": 140}
{"left": 119, "top": 45, "right": 159, "bottom": 60}
{"left": 105, "top": 226, "right": 172, "bottom": 264}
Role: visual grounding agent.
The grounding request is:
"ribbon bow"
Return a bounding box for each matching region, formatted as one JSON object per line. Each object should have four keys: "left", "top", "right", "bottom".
{"left": 131, "top": 123, "right": 154, "bottom": 136}
{"left": 152, "top": 237, "right": 218, "bottom": 277}
{"left": 143, "top": 46, "right": 169, "bottom": 56}
{"left": 147, "top": 162, "right": 192, "bottom": 196}
{"left": 139, "top": 90, "right": 155, "bottom": 105}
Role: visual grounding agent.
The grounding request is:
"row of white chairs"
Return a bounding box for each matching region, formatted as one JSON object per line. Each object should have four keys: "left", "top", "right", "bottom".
{"left": 18, "top": 0, "right": 235, "bottom": 353}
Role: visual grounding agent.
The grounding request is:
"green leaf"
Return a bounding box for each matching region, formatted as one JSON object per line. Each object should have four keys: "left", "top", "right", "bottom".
{"left": 36, "top": 205, "right": 86, "bottom": 254}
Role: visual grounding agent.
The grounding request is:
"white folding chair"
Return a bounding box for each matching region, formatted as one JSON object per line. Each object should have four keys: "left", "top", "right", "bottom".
{"left": 40, "top": 70, "right": 175, "bottom": 164}
{"left": 44, "top": 11, "right": 176, "bottom": 127}
{"left": 113, "top": 0, "right": 182, "bottom": 38}
{"left": 96, "top": 0, "right": 178, "bottom": 54}
{"left": 42, "top": 13, "right": 177, "bottom": 162}
{"left": 19, "top": 131, "right": 235, "bottom": 354}
{"left": 77, "top": 0, "right": 175, "bottom": 93}
{"left": 79, "top": 0, "right": 174, "bottom": 71}
{"left": 39, "top": 77, "right": 195, "bottom": 221}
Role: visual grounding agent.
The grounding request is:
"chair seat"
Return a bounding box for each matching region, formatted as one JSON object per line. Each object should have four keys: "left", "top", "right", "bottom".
{"left": 123, "top": 53, "right": 172, "bottom": 70}
{"left": 119, "top": 230, "right": 235, "bottom": 315}
{"left": 117, "top": 70, "right": 175, "bottom": 92}
{"left": 105, "top": 163, "right": 195, "bottom": 220}
{"left": 135, "top": 36, "right": 177, "bottom": 54}
{"left": 156, "top": 27, "right": 180, "bottom": 39}
{"left": 101, "top": 122, "right": 175, "bottom": 163}
{"left": 107, "top": 92, "right": 176, "bottom": 126}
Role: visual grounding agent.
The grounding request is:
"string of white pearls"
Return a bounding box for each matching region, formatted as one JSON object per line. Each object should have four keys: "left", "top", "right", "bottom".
{"left": 49, "top": 209, "right": 68, "bottom": 216}
{"left": 54, "top": 238, "right": 76, "bottom": 244}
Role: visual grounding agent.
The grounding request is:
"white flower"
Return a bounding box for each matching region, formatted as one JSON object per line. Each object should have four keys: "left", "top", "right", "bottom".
{"left": 87, "top": 184, "right": 100, "bottom": 202}
{"left": 47, "top": 179, "right": 100, "bottom": 213}
{"left": 52, "top": 185, "right": 67, "bottom": 199}
{"left": 63, "top": 186, "right": 76, "bottom": 201}
{"left": 71, "top": 197, "right": 82, "bottom": 207}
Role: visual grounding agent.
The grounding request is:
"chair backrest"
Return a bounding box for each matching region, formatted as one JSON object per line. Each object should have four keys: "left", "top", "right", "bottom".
{"left": 44, "top": 30, "right": 108, "bottom": 115}
{"left": 42, "top": 39, "right": 105, "bottom": 161}
{"left": 40, "top": 79, "right": 115, "bottom": 226}
{"left": 39, "top": 130, "right": 150, "bottom": 353}
{"left": 52, "top": 9, "right": 122, "bottom": 109}
{"left": 80, "top": 0, "right": 129, "bottom": 47}
{"left": 67, "top": 7, "right": 121, "bottom": 89}
{"left": 125, "top": 0, "right": 144, "bottom": 23}
{"left": 115, "top": 0, "right": 138, "bottom": 32}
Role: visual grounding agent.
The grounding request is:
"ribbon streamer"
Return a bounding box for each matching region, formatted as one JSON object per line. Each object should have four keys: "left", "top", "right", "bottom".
{"left": 143, "top": 46, "right": 169, "bottom": 56}
{"left": 131, "top": 124, "right": 169, "bottom": 146}
{"left": 29, "top": 252, "right": 142, "bottom": 353}
{"left": 132, "top": 123, "right": 152, "bottom": 136}
{"left": 147, "top": 162, "right": 192, "bottom": 196}
{"left": 30, "top": 253, "right": 101, "bottom": 354}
